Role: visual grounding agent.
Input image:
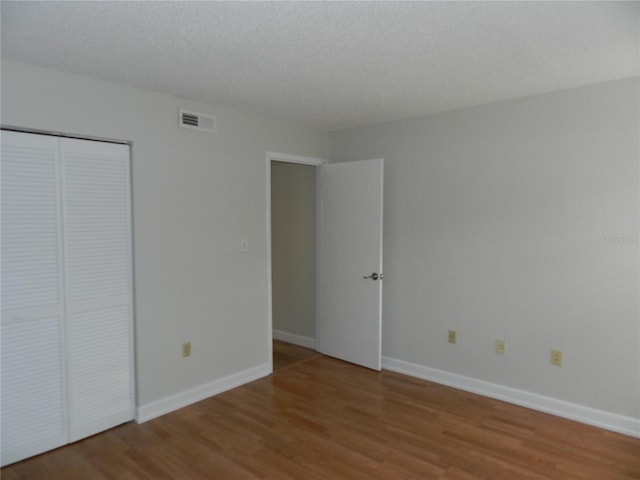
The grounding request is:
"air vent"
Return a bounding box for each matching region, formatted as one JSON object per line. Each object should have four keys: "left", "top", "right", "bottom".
{"left": 178, "top": 109, "right": 216, "bottom": 133}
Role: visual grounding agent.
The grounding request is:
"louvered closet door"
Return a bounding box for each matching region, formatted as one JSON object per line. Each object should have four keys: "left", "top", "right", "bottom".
{"left": 1, "top": 131, "right": 68, "bottom": 466}
{"left": 60, "top": 138, "right": 135, "bottom": 442}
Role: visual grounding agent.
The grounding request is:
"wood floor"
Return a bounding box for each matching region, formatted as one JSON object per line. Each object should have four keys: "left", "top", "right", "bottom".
{"left": 3, "top": 342, "right": 639, "bottom": 479}
{"left": 273, "top": 339, "right": 319, "bottom": 371}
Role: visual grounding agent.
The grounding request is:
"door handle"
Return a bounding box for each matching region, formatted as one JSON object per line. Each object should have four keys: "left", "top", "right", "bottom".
{"left": 363, "top": 272, "right": 382, "bottom": 280}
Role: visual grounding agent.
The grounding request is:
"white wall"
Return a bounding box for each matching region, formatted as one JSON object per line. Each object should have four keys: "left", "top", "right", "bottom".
{"left": 3, "top": 58, "right": 638, "bottom": 434}
{"left": 330, "top": 78, "right": 640, "bottom": 426}
{"left": 271, "top": 162, "right": 316, "bottom": 343}
{"left": 1, "top": 60, "right": 328, "bottom": 413}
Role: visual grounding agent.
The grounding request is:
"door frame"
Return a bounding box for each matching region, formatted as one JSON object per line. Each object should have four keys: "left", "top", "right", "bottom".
{"left": 265, "top": 152, "right": 326, "bottom": 373}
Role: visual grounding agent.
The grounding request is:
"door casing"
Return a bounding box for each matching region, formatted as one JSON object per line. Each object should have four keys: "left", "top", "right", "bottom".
{"left": 266, "top": 152, "right": 325, "bottom": 372}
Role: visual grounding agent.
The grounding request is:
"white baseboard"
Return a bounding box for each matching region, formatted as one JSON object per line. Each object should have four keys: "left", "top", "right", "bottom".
{"left": 136, "top": 363, "right": 271, "bottom": 423}
{"left": 273, "top": 329, "right": 316, "bottom": 349}
{"left": 382, "top": 356, "right": 640, "bottom": 439}
{"left": 135, "top": 355, "right": 639, "bottom": 438}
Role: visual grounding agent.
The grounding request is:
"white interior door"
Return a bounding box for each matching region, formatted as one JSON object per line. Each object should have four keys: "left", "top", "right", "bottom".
{"left": 318, "top": 158, "right": 383, "bottom": 370}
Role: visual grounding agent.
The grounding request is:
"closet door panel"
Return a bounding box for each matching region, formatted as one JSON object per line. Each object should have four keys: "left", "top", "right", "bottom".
{"left": 62, "top": 141, "right": 131, "bottom": 302}
{"left": 1, "top": 133, "right": 63, "bottom": 310}
{"left": 1, "top": 318, "right": 66, "bottom": 465}
{"left": 1, "top": 131, "right": 67, "bottom": 466}
{"left": 67, "top": 305, "right": 133, "bottom": 440}
{"left": 60, "top": 138, "right": 135, "bottom": 441}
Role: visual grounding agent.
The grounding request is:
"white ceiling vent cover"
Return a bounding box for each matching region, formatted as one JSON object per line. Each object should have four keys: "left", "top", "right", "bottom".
{"left": 178, "top": 109, "right": 216, "bottom": 133}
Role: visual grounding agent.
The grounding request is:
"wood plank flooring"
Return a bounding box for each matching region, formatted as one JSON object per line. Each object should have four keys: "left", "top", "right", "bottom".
{"left": 273, "top": 339, "right": 319, "bottom": 371}
{"left": 3, "top": 342, "right": 639, "bottom": 479}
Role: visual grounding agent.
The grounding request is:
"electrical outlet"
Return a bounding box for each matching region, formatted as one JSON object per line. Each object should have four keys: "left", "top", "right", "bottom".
{"left": 551, "top": 349, "right": 562, "bottom": 366}
{"left": 496, "top": 340, "right": 507, "bottom": 355}
{"left": 182, "top": 341, "right": 191, "bottom": 358}
{"left": 448, "top": 330, "right": 457, "bottom": 344}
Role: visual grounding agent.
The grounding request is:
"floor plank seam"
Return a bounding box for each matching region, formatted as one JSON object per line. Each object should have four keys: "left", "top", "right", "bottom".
{"left": 273, "top": 353, "right": 323, "bottom": 374}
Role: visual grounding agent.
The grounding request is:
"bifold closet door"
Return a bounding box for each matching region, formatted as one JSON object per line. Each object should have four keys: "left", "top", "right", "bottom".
{"left": 1, "top": 131, "right": 68, "bottom": 465}
{"left": 60, "top": 138, "right": 135, "bottom": 442}
{"left": 1, "top": 131, "right": 135, "bottom": 466}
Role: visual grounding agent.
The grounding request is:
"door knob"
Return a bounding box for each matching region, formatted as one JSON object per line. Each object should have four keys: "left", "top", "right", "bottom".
{"left": 363, "top": 272, "right": 382, "bottom": 280}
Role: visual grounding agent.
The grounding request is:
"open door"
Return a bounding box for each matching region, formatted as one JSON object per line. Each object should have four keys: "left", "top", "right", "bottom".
{"left": 318, "top": 158, "right": 383, "bottom": 370}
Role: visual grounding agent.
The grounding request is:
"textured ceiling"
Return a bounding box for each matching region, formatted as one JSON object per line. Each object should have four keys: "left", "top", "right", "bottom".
{"left": 1, "top": 1, "right": 638, "bottom": 131}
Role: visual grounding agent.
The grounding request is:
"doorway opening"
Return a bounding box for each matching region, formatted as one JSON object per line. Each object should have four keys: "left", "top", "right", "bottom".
{"left": 266, "top": 152, "right": 325, "bottom": 372}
